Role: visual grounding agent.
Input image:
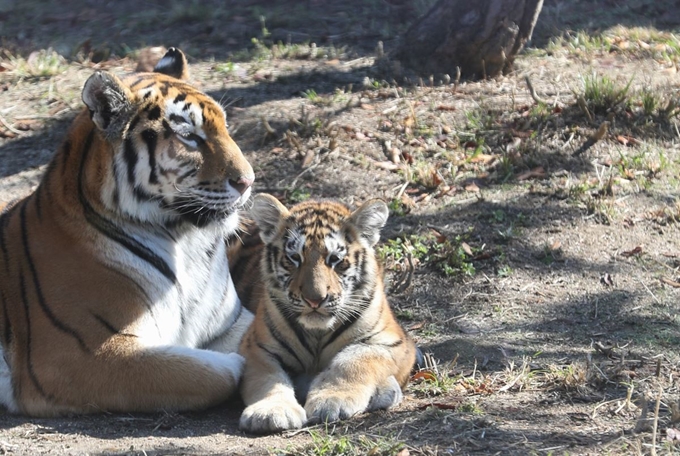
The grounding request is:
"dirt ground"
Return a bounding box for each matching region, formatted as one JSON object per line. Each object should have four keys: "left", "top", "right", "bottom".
{"left": 1, "top": 0, "right": 680, "bottom": 454}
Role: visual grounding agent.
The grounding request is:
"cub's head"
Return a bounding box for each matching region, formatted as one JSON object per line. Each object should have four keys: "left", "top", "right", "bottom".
{"left": 81, "top": 48, "right": 253, "bottom": 227}
{"left": 251, "top": 194, "right": 389, "bottom": 331}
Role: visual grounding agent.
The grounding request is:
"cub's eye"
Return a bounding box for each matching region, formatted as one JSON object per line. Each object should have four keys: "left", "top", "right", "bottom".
{"left": 288, "top": 253, "right": 302, "bottom": 265}
{"left": 334, "top": 258, "right": 350, "bottom": 273}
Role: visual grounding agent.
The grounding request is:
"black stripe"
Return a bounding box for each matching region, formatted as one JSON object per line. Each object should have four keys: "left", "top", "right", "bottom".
{"left": 182, "top": 102, "right": 192, "bottom": 112}
{"left": 256, "top": 341, "right": 298, "bottom": 374}
{"left": 141, "top": 129, "right": 159, "bottom": 184}
{"left": 20, "top": 203, "right": 90, "bottom": 353}
{"left": 61, "top": 140, "right": 71, "bottom": 176}
{"left": 323, "top": 302, "right": 369, "bottom": 350}
{"left": 356, "top": 309, "right": 384, "bottom": 344}
{"left": 272, "top": 299, "right": 314, "bottom": 356}
{"left": 128, "top": 75, "right": 154, "bottom": 88}
{"left": 376, "top": 339, "right": 404, "bottom": 348}
{"left": 91, "top": 312, "right": 120, "bottom": 335}
{"left": 173, "top": 93, "right": 187, "bottom": 103}
{"left": 0, "top": 201, "right": 20, "bottom": 272}
{"left": 123, "top": 138, "right": 138, "bottom": 185}
{"left": 265, "top": 245, "right": 278, "bottom": 275}
{"left": 77, "top": 129, "right": 178, "bottom": 284}
{"left": 146, "top": 105, "right": 161, "bottom": 121}
{"left": 169, "top": 113, "right": 186, "bottom": 124}
{"left": 1, "top": 290, "right": 11, "bottom": 346}
{"left": 263, "top": 308, "right": 304, "bottom": 370}
{"left": 19, "top": 273, "right": 53, "bottom": 401}
{"left": 162, "top": 119, "right": 173, "bottom": 139}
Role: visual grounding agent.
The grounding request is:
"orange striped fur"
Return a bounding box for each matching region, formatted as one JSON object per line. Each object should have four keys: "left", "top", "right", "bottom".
{"left": 236, "top": 194, "right": 416, "bottom": 434}
{"left": 0, "top": 48, "right": 255, "bottom": 416}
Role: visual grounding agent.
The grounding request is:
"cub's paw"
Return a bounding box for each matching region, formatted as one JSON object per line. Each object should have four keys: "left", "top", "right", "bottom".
{"left": 305, "top": 394, "right": 363, "bottom": 424}
{"left": 367, "top": 375, "right": 403, "bottom": 411}
{"left": 239, "top": 399, "right": 307, "bottom": 434}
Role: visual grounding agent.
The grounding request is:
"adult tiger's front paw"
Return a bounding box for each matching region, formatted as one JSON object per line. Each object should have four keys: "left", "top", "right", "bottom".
{"left": 304, "top": 394, "right": 364, "bottom": 424}
{"left": 239, "top": 399, "right": 307, "bottom": 434}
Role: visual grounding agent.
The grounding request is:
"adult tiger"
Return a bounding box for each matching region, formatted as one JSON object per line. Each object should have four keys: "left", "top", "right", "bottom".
{"left": 0, "top": 48, "right": 255, "bottom": 416}
{"left": 236, "top": 195, "right": 416, "bottom": 434}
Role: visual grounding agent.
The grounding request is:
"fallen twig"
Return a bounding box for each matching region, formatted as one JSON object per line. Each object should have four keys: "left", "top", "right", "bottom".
{"left": 524, "top": 76, "right": 548, "bottom": 105}
{"left": 0, "top": 114, "right": 23, "bottom": 135}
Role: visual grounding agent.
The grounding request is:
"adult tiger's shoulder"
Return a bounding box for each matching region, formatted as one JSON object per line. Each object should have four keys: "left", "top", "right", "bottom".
{"left": 236, "top": 194, "right": 416, "bottom": 434}
{"left": 0, "top": 48, "right": 255, "bottom": 416}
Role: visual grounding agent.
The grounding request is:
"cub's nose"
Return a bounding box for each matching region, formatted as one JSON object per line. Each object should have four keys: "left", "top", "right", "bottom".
{"left": 229, "top": 176, "right": 254, "bottom": 195}
{"left": 303, "top": 295, "right": 326, "bottom": 309}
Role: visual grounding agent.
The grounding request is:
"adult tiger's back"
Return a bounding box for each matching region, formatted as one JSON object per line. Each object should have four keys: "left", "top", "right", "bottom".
{"left": 0, "top": 48, "right": 255, "bottom": 416}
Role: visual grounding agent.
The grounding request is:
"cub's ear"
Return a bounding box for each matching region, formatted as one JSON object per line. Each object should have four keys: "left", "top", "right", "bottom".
{"left": 349, "top": 199, "right": 389, "bottom": 247}
{"left": 153, "top": 47, "right": 189, "bottom": 80}
{"left": 82, "top": 71, "right": 134, "bottom": 136}
{"left": 250, "top": 194, "right": 290, "bottom": 244}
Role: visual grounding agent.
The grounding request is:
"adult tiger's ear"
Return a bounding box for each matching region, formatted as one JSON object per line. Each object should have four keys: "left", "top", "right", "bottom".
{"left": 153, "top": 47, "right": 189, "bottom": 80}
{"left": 349, "top": 199, "right": 389, "bottom": 247}
{"left": 250, "top": 194, "right": 290, "bottom": 244}
{"left": 82, "top": 71, "right": 135, "bottom": 136}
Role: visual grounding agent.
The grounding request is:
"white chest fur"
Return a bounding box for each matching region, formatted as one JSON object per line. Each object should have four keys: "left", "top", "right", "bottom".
{"left": 100, "top": 215, "right": 244, "bottom": 350}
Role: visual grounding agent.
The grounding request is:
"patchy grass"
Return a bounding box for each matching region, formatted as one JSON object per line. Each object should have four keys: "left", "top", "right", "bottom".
{"left": 278, "top": 429, "right": 406, "bottom": 456}
{"left": 1, "top": 49, "right": 67, "bottom": 80}
{"left": 580, "top": 72, "right": 633, "bottom": 115}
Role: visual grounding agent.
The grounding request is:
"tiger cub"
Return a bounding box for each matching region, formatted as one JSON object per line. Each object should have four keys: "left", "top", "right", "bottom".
{"left": 0, "top": 48, "right": 254, "bottom": 416}
{"left": 236, "top": 194, "right": 416, "bottom": 434}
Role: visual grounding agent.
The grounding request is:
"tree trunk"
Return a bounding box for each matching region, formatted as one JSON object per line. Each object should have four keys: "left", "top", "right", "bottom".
{"left": 393, "top": 0, "right": 543, "bottom": 80}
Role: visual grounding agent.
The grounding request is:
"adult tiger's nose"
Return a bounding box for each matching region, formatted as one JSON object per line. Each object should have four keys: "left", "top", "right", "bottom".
{"left": 229, "top": 176, "right": 254, "bottom": 195}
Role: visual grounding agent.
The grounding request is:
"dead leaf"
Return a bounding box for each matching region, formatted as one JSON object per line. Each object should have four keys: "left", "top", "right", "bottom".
{"left": 517, "top": 166, "right": 546, "bottom": 181}
{"left": 469, "top": 153, "right": 496, "bottom": 164}
{"left": 616, "top": 135, "right": 640, "bottom": 146}
{"left": 407, "top": 321, "right": 426, "bottom": 331}
{"left": 660, "top": 277, "right": 680, "bottom": 288}
{"left": 360, "top": 103, "right": 375, "bottom": 110}
{"left": 461, "top": 242, "right": 473, "bottom": 256}
{"left": 300, "top": 149, "right": 315, "bottom": 168}
{"left": 388, "top": 148, "right": 401, "bottom": 164}
{"left": 430, "top": 228, "right": 447, "bottom": 244}
{"left": 436, "top": 105, "right": 456, "bottom": 111}
{"left": 621, "top": 246, "right": 643, "bottom": 257}
{"left": 411, "top": 371, "right": 437, "bottom": 382}
{"left": 465, "top": 182, "right": 480, "bottom": 193}
{"left": 395, "top": 449, "right": 410, "bottom": 456}
{"left": 550, "top": 240, "right": 562, "bottom": 251}
{"left": 428, "top": 402, "right": 459, "bottom": 410}
{"left": 325, "top": 59, "right": 340, "bottom": 66}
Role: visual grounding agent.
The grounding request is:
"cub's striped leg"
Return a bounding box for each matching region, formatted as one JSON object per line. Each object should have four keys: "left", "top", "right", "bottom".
{"left": 238, "top": 338, "right": 306, "bottom": 434}
{"left": 18, "top": 336, "right": 244, "bottom": 417}
{"left": 304, "top": 343, "right": 409, "bottom": 424}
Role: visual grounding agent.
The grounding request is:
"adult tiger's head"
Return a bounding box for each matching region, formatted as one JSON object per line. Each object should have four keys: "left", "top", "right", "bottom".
{"left": 80, "top": 47, "right": 253, "bottom": 227}
{"left": 251, "top": 194, "right": 389, "bottom": 331}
